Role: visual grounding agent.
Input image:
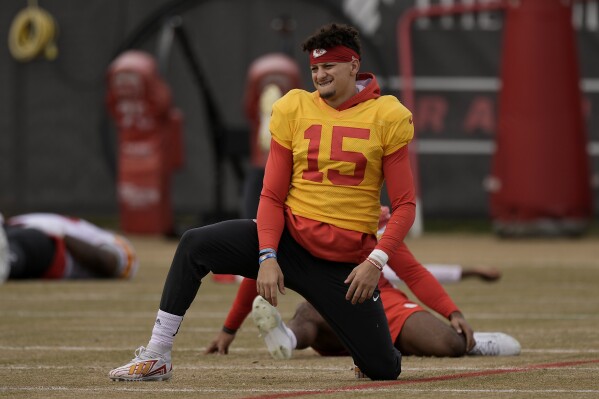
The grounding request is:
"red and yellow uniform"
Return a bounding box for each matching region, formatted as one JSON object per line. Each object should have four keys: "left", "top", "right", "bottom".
{"left": 152, "top": 69, "right": 415, "bottom": 381}
{"left": 257, "top": 73, "right": 416, "bottom": 263}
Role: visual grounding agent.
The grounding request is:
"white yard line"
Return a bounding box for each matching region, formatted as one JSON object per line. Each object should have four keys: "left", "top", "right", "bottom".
{"left": 1, "top": 345, "right": 598, "bottom": 355}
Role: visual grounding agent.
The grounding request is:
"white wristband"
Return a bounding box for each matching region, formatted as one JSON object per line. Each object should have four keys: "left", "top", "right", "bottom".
{"left": 368, "top": 249, "right": 388, "bottom": 268}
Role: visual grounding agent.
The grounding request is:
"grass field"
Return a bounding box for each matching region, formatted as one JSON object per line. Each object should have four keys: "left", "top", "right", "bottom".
{"left": 1, "top": 232, "right": 598, "bottom": 398}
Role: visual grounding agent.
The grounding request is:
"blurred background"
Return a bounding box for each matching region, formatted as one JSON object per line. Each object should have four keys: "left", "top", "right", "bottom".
{"left": 1, "top": 0, "right": 598, "bottom": 236}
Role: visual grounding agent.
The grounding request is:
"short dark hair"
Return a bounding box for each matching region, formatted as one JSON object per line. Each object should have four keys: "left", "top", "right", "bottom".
{"left": 301, "top": 23, "right": 361, "bottom": 58}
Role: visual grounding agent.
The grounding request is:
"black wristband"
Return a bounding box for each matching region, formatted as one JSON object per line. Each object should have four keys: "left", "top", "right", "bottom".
{"left": 222, "top": 326, "right": 237, "bottom": 335}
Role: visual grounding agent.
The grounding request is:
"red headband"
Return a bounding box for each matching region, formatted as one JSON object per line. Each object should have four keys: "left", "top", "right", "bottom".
{"left": 309, "top": 45, "right": 360, "bottom": 65}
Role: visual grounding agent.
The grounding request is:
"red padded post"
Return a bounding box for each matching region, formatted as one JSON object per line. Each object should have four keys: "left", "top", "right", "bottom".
{"left": 106, "top": 50, "right": 184, "bottom": 235}
{"left": 489, "top": 0, "right": 592, "bottom": 236}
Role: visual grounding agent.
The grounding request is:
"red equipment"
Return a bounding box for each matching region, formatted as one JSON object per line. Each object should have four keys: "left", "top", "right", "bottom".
{"left": 398, "top": 0, "right": 592, "bottom": 236}
{"left": 106, "top": 50, "right": 184, "bottom": 234}
{"left": 489, "top": 0, "right": 592, "bottom": 236}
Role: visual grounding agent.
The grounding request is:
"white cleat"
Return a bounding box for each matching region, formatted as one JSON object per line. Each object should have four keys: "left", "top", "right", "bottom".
{"left": 251, "top": 296, "right": 293, "bottom": 360}
{"left": 469, "top": 332, "right": 521, "bottom": 356}
{"left": 109, "top": 346, "right": 172, "bottom": 381}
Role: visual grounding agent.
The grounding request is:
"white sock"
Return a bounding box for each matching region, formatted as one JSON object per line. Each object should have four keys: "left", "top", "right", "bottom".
{"left": 148, "top": 310, "right": 183, "bottom": 352}
{"left": 283, "top": 323, "right": 297, "bottom": 349}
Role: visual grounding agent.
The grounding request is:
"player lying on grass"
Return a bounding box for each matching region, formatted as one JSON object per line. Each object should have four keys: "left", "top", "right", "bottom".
{"left": 0, "top": 213, "right": 138, "bottom": 283}
{"left": 205, "top": 241, "right": 519, "bottom": 359}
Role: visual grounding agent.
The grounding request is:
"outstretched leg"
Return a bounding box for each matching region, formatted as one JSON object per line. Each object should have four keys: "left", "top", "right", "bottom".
{"left": 461, "top": 266, "right": 502, "bottom": 282}
{"left": 110, "top": 220, "right": 260, "bottom": 381}
{"left": 395, "top": 312, "right": 521, "bottom": 357}
{"left": 287, "top": 302, "right": 347, "bottom": 355}
{"left": 397, "top": 311, "right": 467, "bottom": 357}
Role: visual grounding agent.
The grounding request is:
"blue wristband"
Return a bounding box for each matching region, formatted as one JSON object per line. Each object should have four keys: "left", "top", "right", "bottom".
{"left": 259, "top": 248, "right": 276, "bottom": 255}
{"left": 259, "top": 252, "right": 277, "bottom": 265}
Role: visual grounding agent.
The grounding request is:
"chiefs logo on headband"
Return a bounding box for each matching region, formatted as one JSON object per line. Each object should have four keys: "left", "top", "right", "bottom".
{"left": 309, "top": 45, "right": 360, "bottom": 65}
{"left": 312, "top": 49, "right": 327, "bottom": 58}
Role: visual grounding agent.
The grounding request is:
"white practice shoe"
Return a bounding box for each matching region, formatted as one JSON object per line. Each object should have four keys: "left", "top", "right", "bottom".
{"left": 109, "top": 346, "right": 172, "bottom": 381}
{"left": 251, "top": 296, "right": 294, "bottom": 360}
{"left": 469, "top": 332, "right": 521, "bottom": 356}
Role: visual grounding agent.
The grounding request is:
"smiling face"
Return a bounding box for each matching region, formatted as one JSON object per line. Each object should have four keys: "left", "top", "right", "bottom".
{"left": 310, "top": 59, "right": 360, "bottom": 109}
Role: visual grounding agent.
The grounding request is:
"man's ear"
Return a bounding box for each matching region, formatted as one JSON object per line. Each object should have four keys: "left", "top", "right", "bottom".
{"left": 350, "top": 59, "right": 360, "bottom": 76}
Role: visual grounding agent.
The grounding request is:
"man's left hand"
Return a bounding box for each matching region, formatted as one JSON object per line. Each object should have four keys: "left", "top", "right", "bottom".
{"left": 344, "top": 261, "right": 381, "bottom": 304}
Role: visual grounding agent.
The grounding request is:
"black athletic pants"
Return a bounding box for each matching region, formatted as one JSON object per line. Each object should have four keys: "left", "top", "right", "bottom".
{"left": 5, "top": 226, "right": 56, "bottom": 279}
{"left": 159, "top": 219, "right": 401, "bottom": 380}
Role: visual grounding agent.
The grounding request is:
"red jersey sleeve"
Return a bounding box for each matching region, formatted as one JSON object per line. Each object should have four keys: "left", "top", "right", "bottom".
{"left": 387, "top": 242, "right": 460, "bottom": 319}
{"left": 376, "top": 146, "right": 416, "bottom": 257}
{"left": 223, "top": 278, "right": 259, "bottom": 332}
{"left": 42, "top": 237, "right": 67, "bottom": 279}
{"left": 256, "top": 139, "right": 293, "bottom": 251}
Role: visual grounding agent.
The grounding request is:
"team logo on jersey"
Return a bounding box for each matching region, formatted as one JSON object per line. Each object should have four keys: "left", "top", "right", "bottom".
{"left": 312, "top": 49, "right": 327, "bottom": 58}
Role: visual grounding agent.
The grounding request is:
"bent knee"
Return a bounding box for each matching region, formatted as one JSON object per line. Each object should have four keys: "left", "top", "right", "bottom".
{"left": 437, "top": 333, "right": 467, "bottom": 357}
{"left": 367, "top": 369, "right": 401, "bottom": 381}
{"left": 179, "top": 228, "right": 203, "bottom": 250}
{"left": 175, "top": 229, "right": 212, "bottom": 275}
{"left": 359, "top": 355, "right": 401, "bottom": 381}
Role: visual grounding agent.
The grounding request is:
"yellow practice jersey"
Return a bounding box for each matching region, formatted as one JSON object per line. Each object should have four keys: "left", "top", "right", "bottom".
{"left": 269, "top": 89, "right": 414, "bottom": 235}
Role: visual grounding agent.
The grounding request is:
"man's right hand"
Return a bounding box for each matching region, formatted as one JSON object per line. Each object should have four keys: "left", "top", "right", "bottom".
{"left": 256, "top": 259, "right": 285, "bottom": 306}
{"left": 204, "top": 330, "right": 236, "bottom": 355}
